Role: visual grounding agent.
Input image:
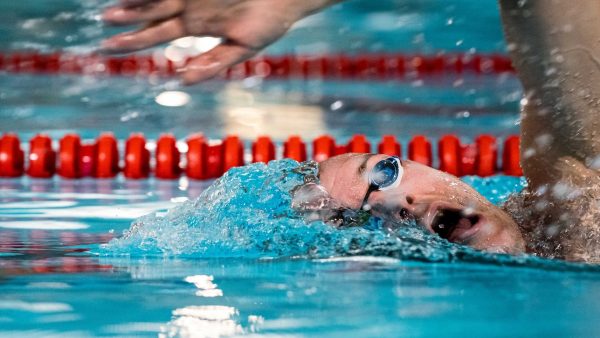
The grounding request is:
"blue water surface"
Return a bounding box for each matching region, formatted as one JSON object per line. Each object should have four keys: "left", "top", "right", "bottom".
{"left": 1, "top": 162, "right": 600, "bottom": 338}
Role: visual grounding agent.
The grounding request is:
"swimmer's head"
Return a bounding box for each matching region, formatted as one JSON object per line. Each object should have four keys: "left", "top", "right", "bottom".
{"left": 316, "top": 153, "right": 526, "bottom": 254}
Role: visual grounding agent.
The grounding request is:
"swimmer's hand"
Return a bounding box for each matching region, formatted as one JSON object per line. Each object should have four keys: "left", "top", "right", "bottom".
{"left": 102, "top": 0, "right": 339, "bottom": 84}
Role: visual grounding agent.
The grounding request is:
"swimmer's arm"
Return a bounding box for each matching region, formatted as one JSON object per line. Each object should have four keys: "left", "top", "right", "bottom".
{"left": 499, "top": 0, "right": 600, "bottom": 190}
{"left": 102, "top": 0, "right": 343, "bottom": 84}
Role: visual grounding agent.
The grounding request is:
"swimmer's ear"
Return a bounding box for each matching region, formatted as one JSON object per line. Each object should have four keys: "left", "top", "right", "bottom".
{"left": 291, "top": 183, "right": 337, "bottom": 211}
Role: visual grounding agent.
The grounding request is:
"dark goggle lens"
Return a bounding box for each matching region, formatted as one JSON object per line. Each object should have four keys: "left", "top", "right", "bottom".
{"left": 370, "top": 157, "right": 400, "bottom": 189}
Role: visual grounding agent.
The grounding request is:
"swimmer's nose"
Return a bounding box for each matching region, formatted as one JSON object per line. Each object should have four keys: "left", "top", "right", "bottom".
{"left": 394, "top": 196, "right": 423, "bottom": 219}
{"left": 402, "top": 195, "right": 428, "bottom": 213}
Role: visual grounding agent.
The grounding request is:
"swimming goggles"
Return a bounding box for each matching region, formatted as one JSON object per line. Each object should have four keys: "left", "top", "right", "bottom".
{"left": 360, "top": 156, "right": 403, "bottom": 210}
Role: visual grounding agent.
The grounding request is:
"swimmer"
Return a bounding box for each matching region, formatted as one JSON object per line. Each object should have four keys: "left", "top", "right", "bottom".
{"left": 103, "top": 0, "right": 600, "bottom": 262}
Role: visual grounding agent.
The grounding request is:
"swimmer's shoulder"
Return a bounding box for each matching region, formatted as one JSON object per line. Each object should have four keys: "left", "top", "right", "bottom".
{"left": 554, "top": 156, "right": 600, "bottom": 188}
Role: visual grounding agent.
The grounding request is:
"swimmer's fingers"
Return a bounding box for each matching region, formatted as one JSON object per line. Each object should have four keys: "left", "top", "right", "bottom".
{"left": 101, "top": 18, "right": 185, "bottom": 52}
{"left": 181, "top": 44, "right": 257, "bottom": 85}
{"left": 103, "top": 0, "right": 184, "bottom": 25}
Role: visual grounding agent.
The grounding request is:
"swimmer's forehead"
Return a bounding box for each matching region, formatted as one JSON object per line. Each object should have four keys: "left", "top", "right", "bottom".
{"left": 317, "top": 153, "right": 379, "bottom": 174}
{"left": 318, "top": 154, "right": 388, "bottom": 191}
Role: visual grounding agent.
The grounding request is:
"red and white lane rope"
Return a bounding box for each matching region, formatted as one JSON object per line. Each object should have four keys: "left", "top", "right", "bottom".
{"left": 0, "top": 132, "right": 522, "bottom": 180}
{"left": 0, "top": 52, "right": 514, "bottom": 80}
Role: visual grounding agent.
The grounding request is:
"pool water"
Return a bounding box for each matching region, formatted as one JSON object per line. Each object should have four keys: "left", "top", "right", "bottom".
{"left": 2, "top": 0, "right": 600, "bottom": 337}
{"left": 1, "top": 169, "right": 600, "bottom": 337}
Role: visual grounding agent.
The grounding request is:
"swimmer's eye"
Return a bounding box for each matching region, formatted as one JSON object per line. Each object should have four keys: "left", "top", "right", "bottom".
{"left": 361, "top": 156, "right": 403, "bottom": 210}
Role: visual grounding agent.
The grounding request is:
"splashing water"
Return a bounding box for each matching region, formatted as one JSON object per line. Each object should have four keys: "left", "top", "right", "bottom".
{"left": 102, "top": 160, "right": 421, "bottom": 259}
{"left": 101, "top": 160, "right": 597, "bottom": 270}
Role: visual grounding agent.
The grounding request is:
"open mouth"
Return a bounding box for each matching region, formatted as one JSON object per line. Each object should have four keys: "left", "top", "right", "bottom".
{"left": 430, "top": 208, "right": 480, "bottom": 242}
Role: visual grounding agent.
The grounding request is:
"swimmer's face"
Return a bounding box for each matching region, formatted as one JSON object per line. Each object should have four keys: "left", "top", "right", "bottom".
{"left": 318, "top": 153, "right": 526, "bottom": 254}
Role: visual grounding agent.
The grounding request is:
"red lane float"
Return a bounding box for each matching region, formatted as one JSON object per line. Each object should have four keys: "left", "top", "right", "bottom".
{"left": 347, "top": 134, "right": 371, "bottom": 153}
{"left": 0, "top": 133, "right": 524, "bottom": 179}
{"left": 283, "top": 136, "right": 307, "bottom": 162}
{"left": 0, "top": 133, "right": 24, "bottom": 177}
{"left": 27, "top": 134, "right": 56, "bottom": 178}
{"left": 222, "top": 135, "right": 244, "bottom": 171}
{"left": 95, "top": 133, "right": 119, "bottom": 178}
{"left": 503, "top": 135, "right": 522, "bottom": 176}
{"left": 155, "top": 134, "right": 180, "bottom": 179}
{"left": 475, "top": 135, "right": 498, "bottom": 177}
{"left": 438, "top": 135, "right": 461, "bottom": 176}
{"left": 460, "top": 144, "right": 477, "bottom": 176}
{"left": 186, "top": 134, "right": 208, "bottom": 180}
{"left": 358, "top": 55, "right": 389, "bottom": 79}
{"left": 377, "top": 135, "right": 401, "bottom": 157}
{"left": 252, "top": 136, "right": 275, "bottom": 163}
{"left": 408, "top": 135, "right": 432, "bottom": 167}
{"left": 313, "top": 135, "right": 336, "bottom": 162}
{"left": 123, "top": 134, "right": 150, "bottom": 179}
{"left": 0, "top": 52, "right": 515, "bottom": 79}
{"left": 206, "top": 143, "right": 224, "bottom": 178}
{"left": 58, "top": 134, "right": 81, "bottom": 178}
{"left": 80, "top": 144, "right": 96, "bottom": 177}
{"left": 334, "top": 144, "right": 348, "bottom": 156}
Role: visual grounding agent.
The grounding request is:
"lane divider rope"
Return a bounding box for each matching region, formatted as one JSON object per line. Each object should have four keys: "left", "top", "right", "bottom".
{"left": 0, "top": 133, "right": 523, "bottom": 179}
{"left": 0, "top": 52, "right": 514, "bottom": 79}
